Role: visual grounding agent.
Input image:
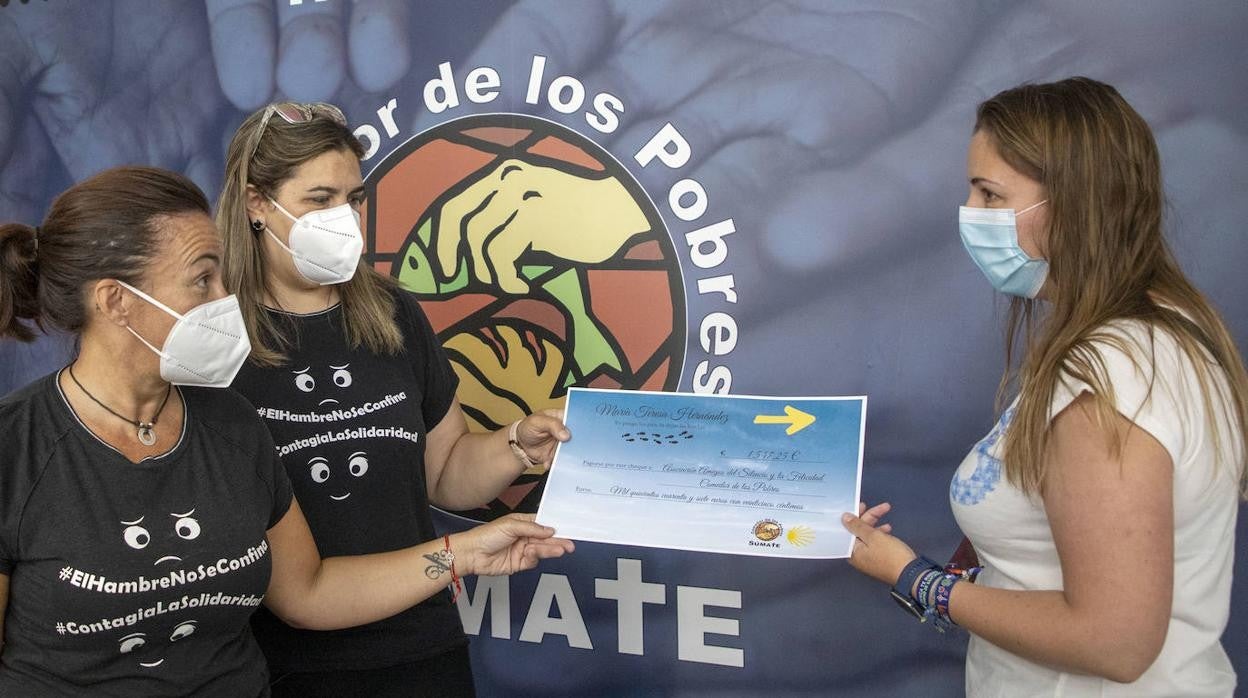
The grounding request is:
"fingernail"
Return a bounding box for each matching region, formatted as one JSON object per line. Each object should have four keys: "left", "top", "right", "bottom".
{"left": 841, "top": 513, "right": 852, "bottom": 523}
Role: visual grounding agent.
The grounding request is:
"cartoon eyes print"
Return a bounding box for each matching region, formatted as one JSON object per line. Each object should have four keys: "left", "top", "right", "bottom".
{"left": 307, "top": 451, "right": 369, "bottom": 501}
{"left": 348, "top": 452, "right": 369, "bottom": 477}
{"left": 122, "top": 519, "right": 151, "bottom": 549}
{"left": 293, "top": 364, "right": 354, "bottom": 406}
{"left": 119, "top": 633, "right": 146, "bottom": 654}
{"left": 294, "top": 370, "right": 315, "bottom": 392}
{"left": 119, "top": 621, "right": 199, "bottom": 668}
{"left": 173, "top": 511, "right": 201, "bottom": 540}
{"left": 119, "top": 511, "right": 202, "bottom": 565}
{"left": 169, "top": 621, "right": 198, "bottom": 641}
{"left": 310, "top": 456, "right": 331, "bottom": 483}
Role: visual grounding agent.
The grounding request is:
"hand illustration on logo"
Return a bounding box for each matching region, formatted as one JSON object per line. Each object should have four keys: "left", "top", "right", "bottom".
{"left": 431, "top": 159, "right": 650, "bottom": 295}
{"left": 374, "top": 117, "right": 684, "bottom": 521}
{"left": 119, "top": 510, "right": 203, "bottom": 567}
{"left": 307, "top": 451, "right": 370, "bottom": 501}
{"left": 396, "top": 147, "right": 660, "bottom": 386}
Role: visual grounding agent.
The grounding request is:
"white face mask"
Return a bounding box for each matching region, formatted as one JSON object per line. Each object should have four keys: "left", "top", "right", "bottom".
{"left": 119, "top": 282, "right": 252, "bottom": 388}
{"left": 266, "top": 199, "right": 363, "bottom": 285}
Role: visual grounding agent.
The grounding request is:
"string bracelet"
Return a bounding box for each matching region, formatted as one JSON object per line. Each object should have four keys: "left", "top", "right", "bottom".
{"left": 508, "top": 419, "right": 537, "bottom": 470}
{"left": 443, "top": 535, "right": 462, "bottom": 603}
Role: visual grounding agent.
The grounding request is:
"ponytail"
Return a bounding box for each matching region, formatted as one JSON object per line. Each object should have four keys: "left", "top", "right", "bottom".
{"left": 0, "top": 166, "right": 210, "bottom": 344}
{"left": 0, "top": 223, "right": 41, "bottom": 341}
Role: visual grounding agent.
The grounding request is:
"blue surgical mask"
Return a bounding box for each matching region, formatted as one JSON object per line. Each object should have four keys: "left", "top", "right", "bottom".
{"left": 958, "top": 200, "right": 1048, "bottom": 298}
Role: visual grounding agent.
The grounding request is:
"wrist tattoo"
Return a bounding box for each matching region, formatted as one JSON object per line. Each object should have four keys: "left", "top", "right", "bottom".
{"left": 424, "top": 549, "right": 453, "bottom": 580}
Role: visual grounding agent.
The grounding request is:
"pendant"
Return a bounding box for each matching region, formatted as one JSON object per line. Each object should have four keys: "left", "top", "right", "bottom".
{"left": 137, "top": 424, "right": 157, "bottom": 446}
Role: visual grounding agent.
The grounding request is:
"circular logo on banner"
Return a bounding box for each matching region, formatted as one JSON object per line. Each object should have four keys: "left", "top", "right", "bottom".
{"left": 753, "top": 519, "right": 783, "bottom": 542}
{"left": 364, "top": 114, "right": 686, "bottom": 522}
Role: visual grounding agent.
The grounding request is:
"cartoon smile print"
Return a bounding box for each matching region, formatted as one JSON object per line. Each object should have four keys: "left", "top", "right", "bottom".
{"left": 118, "top": 619, "right": 198, "bottom": 668}
{"left": 121, "top": 510, "right": 202, "bottom": 566}
{"left": 308, "top": 451, "right": 370, "bottom": 501}
{"left": 292, "top": 363, "right": 354, "bottom": 407}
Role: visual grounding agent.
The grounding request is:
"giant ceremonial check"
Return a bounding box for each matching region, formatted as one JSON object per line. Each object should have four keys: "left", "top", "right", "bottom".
{"left": 537, "top": 388, "right": 867, "bottom": 558}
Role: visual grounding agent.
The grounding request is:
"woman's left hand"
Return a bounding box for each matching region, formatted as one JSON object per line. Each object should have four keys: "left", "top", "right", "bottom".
{"left": 514, "top": 409, "right": 571, "bottom": 467}
{"left": 842, "top": 502, "right": 919, "bottom": 587}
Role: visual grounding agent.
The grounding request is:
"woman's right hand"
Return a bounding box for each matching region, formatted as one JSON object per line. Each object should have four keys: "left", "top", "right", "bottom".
{"left": 454, "top": 513, "right": 575, "bottom": 577}
{"left": 842, "top": 501, "right": 918, "bottom": 588}
{"left": 264, "top": 502, "right": 573, "bottom": 631}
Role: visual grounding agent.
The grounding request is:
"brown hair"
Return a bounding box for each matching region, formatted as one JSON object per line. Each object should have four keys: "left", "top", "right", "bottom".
{"left": 0, "top": 166, "right": 210, "bottom": 342}
{"left": 978, "top": 77, "right": 1248, "bottom": 497}
{"left": 217, "top": 104, "right": 402, "bottom": 367}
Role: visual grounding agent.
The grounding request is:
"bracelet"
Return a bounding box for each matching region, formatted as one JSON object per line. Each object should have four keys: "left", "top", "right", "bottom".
{"left": 444, "top": 535, "right": 462, "bottom": 604}
{"left": 944, "top": 563, "right": 983, "bottom": 583}
{"left": 934, "top": 574, "right": 960, "bottom": 625}
{"left": 890, "top": 556, "right": 943, "bottom": 625}
{"left": 915, "top": 569, "right": 943, "bottom": 608}
{"left": 508, "top": 420, "right": 537, "bottom": 470}
{"left": 917, "top": 574, "right": 958, "bottom": 633}
{"left": 921, "top": 604, "right": 953, "bottom": 633}
{"left": 894, "top": 556, "right": 941, "bottom": 601}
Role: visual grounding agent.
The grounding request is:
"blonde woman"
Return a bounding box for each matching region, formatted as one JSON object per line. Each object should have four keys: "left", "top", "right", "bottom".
{"left": 843, "top": 77, "right": 1247, "bottom": 697}
{"left": 217, "top": 103, "right": 570, "bottom": 696}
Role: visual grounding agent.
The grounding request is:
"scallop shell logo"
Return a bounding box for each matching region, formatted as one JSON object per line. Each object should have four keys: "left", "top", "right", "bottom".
{"left": 786, "top": 525, "right": 815, "bottom": 548}
{"left": 753, "top": 519, "right": 783, "bottom": 542}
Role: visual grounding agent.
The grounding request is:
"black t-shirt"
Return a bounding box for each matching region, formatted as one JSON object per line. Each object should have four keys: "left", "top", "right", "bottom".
{"left": 231, "top": 290, "right": 465, "bottom": 673}
{"left": 0, "top": 373, "right": 293, "bottom": 697}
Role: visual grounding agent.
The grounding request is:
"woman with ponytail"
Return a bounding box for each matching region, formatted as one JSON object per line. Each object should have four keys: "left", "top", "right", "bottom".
{"left": 0, "top": 166, "right": 572, "bottom": 696}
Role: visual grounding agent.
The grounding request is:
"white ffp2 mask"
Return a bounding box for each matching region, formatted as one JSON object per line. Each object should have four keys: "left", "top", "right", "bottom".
{"left": 120, "top": 282, "right": 252, "bottom": 388}
{"left": 266, "top": 199, "right": 363, "bottom": 285}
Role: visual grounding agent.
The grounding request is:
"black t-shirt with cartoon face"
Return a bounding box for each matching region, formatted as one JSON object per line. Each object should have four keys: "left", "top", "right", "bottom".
{"left": 0, "top": 373, "right": 293, "bottom": 697}
{"left": 231, "top": 291, "right": 465, "bottom": 673}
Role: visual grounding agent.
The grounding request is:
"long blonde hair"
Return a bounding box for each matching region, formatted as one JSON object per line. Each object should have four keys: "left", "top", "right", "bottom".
{"left": 981, "top": 77, "right": 1248, "bottom": 497}
{"left": 217, "top": 105, "right": 402, "bottom": 367}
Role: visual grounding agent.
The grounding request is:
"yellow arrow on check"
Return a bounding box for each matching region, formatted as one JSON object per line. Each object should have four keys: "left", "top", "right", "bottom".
{"left": 753, "top": 405, "right": 816, "bottom": 435}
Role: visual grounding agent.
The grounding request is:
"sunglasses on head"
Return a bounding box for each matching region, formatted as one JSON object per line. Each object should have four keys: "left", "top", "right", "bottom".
{"left": 248, "top": 102, "right": 348, "bottom": 161}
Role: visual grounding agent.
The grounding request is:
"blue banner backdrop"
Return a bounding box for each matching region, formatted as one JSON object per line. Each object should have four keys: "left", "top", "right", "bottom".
{"left": 1, "top": 2, "right": 1245, "bottom": 696}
